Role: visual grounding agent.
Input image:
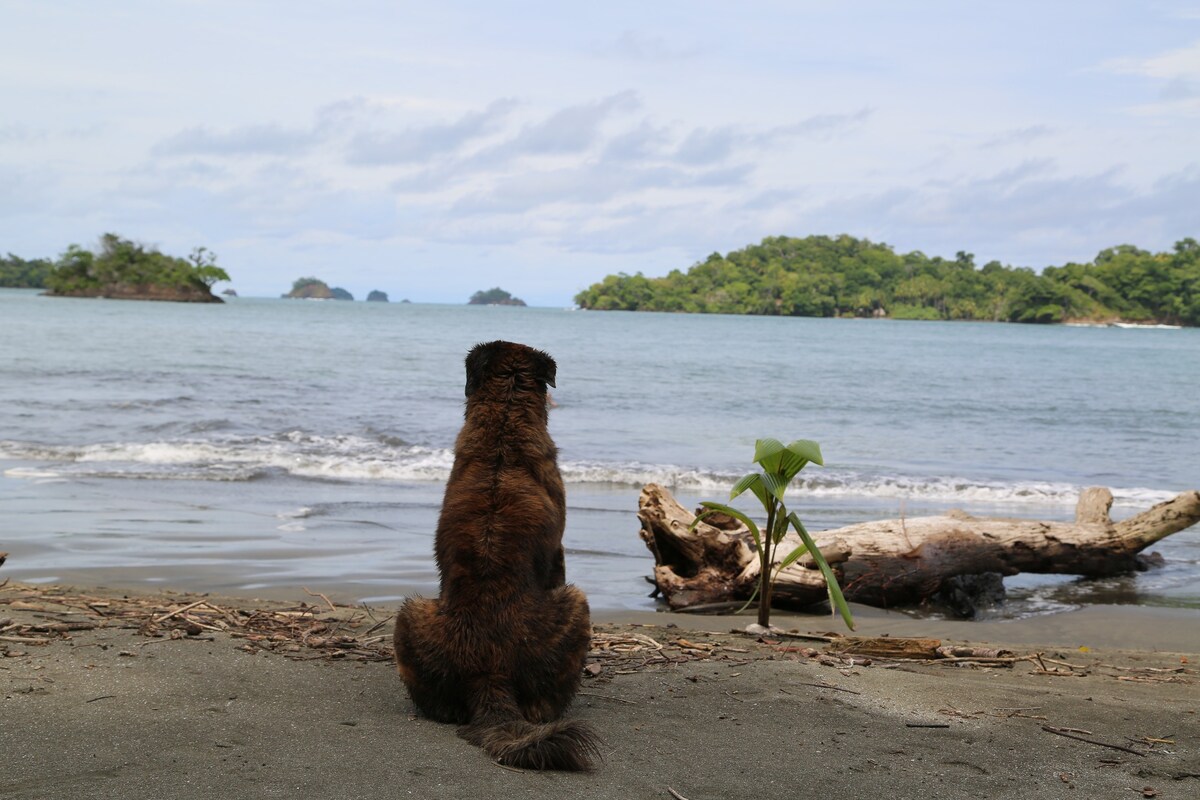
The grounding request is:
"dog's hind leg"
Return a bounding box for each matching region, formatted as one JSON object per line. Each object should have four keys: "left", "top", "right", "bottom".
{"left": 514, "top": 585, "right": 593, "bottom": 723}
{"left": 393, "top": 597, "right": 469, "bottom": 724}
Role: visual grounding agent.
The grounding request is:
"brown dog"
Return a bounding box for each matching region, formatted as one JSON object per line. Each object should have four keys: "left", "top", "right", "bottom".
{"left": 393, "top": 341, "right": 599, "bottom": 770}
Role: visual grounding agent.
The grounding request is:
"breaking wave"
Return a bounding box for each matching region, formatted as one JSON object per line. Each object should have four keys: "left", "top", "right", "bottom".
{"left": 0, "top": 435, "right": 1177, "bottom": 508}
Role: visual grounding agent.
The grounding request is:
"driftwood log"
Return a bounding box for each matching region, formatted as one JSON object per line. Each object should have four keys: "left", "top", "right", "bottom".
{"left": 638, "top": 483, "right": 1200, "bottom": 614}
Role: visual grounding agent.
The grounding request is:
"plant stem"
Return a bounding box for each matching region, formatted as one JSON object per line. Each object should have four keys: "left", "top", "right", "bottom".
{"left": 759, "top": 501, "right": 776, "bottom": 626}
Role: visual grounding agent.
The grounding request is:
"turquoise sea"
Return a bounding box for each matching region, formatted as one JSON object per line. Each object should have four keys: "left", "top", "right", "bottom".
{"left": 1, "top": 288, "right": 1197, "bottom": 616}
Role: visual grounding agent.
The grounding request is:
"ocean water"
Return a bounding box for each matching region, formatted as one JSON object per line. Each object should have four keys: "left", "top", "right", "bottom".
{"left": 1, "top": 288, "right": 1197, "bottom": 616}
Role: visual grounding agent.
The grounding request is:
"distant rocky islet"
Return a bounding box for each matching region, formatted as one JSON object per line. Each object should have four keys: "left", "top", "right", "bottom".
{"left": 283, "top": 279, "right": 397, "bottom": 302}
{"left": 468, "top": 287, "right": 526, "bottom": 306}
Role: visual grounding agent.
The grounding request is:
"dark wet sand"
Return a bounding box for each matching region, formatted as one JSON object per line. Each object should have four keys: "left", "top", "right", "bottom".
{"left": 2, "top": 583, "right": 1197, "bottom": 799}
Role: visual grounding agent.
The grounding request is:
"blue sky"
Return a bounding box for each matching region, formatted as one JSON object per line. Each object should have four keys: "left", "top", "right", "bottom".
{"left": 2, "top": 1, "right": 1198, "bottom": 304}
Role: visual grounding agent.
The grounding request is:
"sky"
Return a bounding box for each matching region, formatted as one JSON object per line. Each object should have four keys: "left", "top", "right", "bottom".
{"left": 2, "top": 1, "right": 1198, "bottom": 305}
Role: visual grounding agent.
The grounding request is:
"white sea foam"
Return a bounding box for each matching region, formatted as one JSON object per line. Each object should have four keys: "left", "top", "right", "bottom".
{"left": 275, "top": 507, "right": 316, "bottom": 520}
{"left": 556, "top": 460, "right": 1174, "bottom": 508}
{"left": 0, "top": 436, "right": 1179, "bottom": 509}
{"left": 0, "top": 435, "right": 455, "bottom": 483}
{"left": 3, "top": 467, "right": 65, "bottom": 480}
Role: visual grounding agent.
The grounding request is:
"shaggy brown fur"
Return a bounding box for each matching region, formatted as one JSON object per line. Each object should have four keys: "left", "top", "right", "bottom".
{"left": 393, "top": 341, "right": 599, "bottom": 771}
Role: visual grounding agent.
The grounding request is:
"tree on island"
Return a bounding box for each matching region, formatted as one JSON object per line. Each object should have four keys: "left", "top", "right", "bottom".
{"left": 574, "top": 234, "right": 1200, "bottom": 326}
{"left": 284, "top": 278, "right": 331, "bottom": 299}
{"left": 468, "top": 287, "right": 526, "bottom": 306}
{"left": 0, "top": 253, "right": 54, "bottom": 288}
{"left": 367, "top": 290, "right": 389, "bottom": 302}
{"left": 284, "top": 277, "right": 355, "bottom": 300}
{"left": 43, "top": 234, "right": 229, "bottom": 303}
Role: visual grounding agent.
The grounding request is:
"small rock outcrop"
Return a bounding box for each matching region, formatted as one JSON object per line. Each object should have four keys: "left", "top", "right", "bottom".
{"left": 284, "top": 278, "right": 334, "bottom": 299}
{"left": 468, "top": 287, "right": 526, "bottom": 306}
{"left": 367, "top": 290, "right": 389, "bottom": 302}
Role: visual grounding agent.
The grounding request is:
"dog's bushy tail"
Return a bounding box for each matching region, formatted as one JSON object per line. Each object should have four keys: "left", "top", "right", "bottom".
{"left": 458, "top": 686, "right": 600, "bottom": 771}
{"left": 460, "top": 717, "right": 601, "bottom": 771}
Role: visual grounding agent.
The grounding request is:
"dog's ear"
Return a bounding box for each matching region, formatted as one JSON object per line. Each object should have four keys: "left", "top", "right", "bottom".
{"left": 533, "top": 349, "right": 557, "bottom": 389}
{"left": 464, "top": 342, "right": 495, "bottom": 397}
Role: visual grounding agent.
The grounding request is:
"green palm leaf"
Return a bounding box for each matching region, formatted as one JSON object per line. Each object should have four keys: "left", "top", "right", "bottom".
{"left": 773, "top": 440, "right": 822, "bottom": 482}
{"left": 752, "top": 438, "right": 786, "bottom": 472}
{"left": 774, "top": 542, "right": 811, "bottom": 572}
{"left": 788, "top": 512, "right": 855, "bottom": 630}
{"left": 759, "top": 471, "right": 789, "bottom": 503}
{"left": 694, "top": 501, "right": 762, "bottom": 553}
{"left": 786, "top": 439, "right": 823, "bottom": 466}
{"left": 729, "top": 472, "right": 768, "bottom": 507}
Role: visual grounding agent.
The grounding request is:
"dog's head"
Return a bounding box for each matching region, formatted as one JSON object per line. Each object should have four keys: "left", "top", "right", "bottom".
{"left": 464, "top": 340, "right": 557, "bottom": 398}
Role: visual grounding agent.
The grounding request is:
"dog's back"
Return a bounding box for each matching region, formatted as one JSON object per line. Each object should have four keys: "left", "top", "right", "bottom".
{"left": 394, "top": 341, "right": 599, "bottom": 770}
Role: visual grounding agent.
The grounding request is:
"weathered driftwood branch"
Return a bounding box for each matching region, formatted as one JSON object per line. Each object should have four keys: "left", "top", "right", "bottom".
{"left": 638, "top": 483, "right": 1200, "bottom": 613}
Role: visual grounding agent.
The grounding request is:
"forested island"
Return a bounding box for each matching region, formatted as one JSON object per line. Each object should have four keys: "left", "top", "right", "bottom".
{"left": 0, "top": 253, "right": 53, "bottom": 288}
{"left": 469, "top": 287, "right": 526, "bottom": 306}
{"left": 574, "top": 235, "right": 1200, "bottom": 326}
{"left": 283, "top": 278, "right": 355, "bottom": 300}
{"left": 29, "top": 234, "right": 229, "bottom": 303}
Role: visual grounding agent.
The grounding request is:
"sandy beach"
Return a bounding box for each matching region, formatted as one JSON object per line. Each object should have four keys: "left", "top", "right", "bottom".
{"left": 2, "top": 580, "right": 1197, "bottom": 799}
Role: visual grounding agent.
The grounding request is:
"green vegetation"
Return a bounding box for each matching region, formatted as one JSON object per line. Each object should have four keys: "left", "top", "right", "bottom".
{"left": 0, "top": 253, "right": 53, "bottom": 288}
{"left": 692, "top": 438, "right": 854, "bottom": 630}
{"left": 44, "top": 234, "right": 228, "bottom": 301}
{"left": 469, "top": 287, "right": 526, "bottom": 306}
{"left": 574, "top": 235, "right": 1200, "bottom": 326}
{"left": 285, "top": 278, "right": 331, "bottom": 299}
{"left": 284, "top": 278, "right": 353, "bottom": 300}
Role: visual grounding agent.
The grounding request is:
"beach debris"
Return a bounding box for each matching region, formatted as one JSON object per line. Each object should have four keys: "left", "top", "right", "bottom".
{"left": 638, "top": 483, "right": 1200, "bottom": 615}
{"left": 1, "top": 582, "right": 1194, "bottom": 691}
{"left": 1032, "top": 653, "right": 1090, "bottom": 676}
{"left": 937, "top": 645, "right": 1014, "bottom": 659}
{"left": 793, "top": 680, "right": 861, "bottom": 695}
{"left": 577, "top": 690, "right": 638, "bottom": 705}
{"left": 830, "top": 636, "right": 942, "bottom": 659}
{"left": 302, "top": 586, "right": 338, "bottom": 613}
{"left": 1041, "top": 725, "right": 1148, "bottom": 757}
{"left": 0, "top": 583, "right": 397, "bottom": 663}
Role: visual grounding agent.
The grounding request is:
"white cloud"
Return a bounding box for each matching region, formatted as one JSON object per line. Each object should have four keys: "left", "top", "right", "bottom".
{"left": 0, "top": 123, "right": 47, "bottom": 144}
{"left": 345, "top": 98, "right": 518, "bottom": 165}
{"left": 1104, "top": 38, "right": 1200, "bottom": 115}
{"left": 1108, "top": 38, "right": 1200, "bottom": 80}
{"left": 470, "top": 91, "right": 642, "bottom": 166}
{"left": 450, "top": 161, "right": 750, "bottom": 216}
{"left": 765, "top": 109, "right": 874, "bottom": 141}
{"left": 673, "top": 110, "right": 873, "bottom": 165}
{"left": 153, "top": 124, "right": 320, "bottom": 157}
{"left": 592, "top": 30, "right": 701, "bottom": 62}
{"left": 980, "top": 125, "right": 1054, "bottom": 149}
{"left": 674, "top": 126, "right": 740, "bottom": 165}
